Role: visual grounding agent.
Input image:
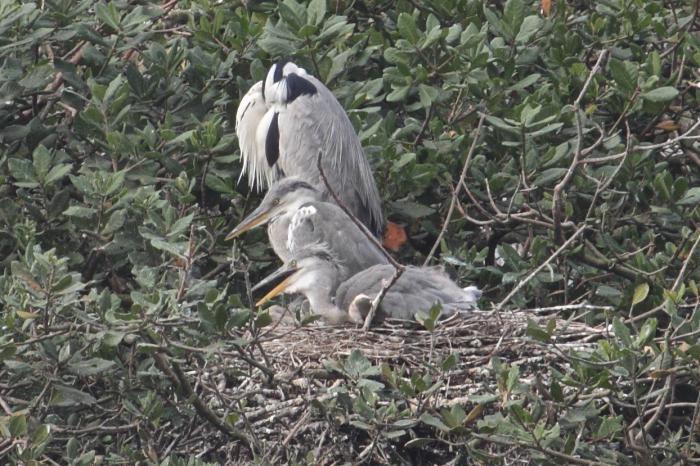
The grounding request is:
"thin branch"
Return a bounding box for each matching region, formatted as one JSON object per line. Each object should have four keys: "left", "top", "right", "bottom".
{"left": 362, "top": 267, "right": 404, "bottom": 331}
{"left": 552, "top": 49, "right": 608, "bottom": 244}
{"left": 315, "top": 151, "right": 404, "bottom": 329}
{"left": 423, "top": 114, "right": 486, "bottom": 265}
{"left": 494, "top": 224, "right": 587, "bottom": 312}
{"left": 152, "top": 347, "right": 252, "bottom": 449}
{"left": 315, "top": 151, "right": 402, "bottom": 269}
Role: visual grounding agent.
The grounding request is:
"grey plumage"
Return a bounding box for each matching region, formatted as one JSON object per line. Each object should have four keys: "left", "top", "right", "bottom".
{"left": 254, "top": 244, "right": 481, "bottom": 325}
{"left": 235, "top": 61, "right": 384, "bottom": 236}
{"left": 337, "top": 264, "right": 482, "bottom": 321}
{"left": 226, "top": 177, "right": 388, "bottom": 278}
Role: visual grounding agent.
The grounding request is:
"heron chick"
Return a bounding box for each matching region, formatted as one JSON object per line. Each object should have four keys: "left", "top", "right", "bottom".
{"left": 236, "top": 60, "right": 384, "bottom": 236}
{"left": 253, "top": 245, "right": 481, "bottom": 325}
{"left": 225, "top": 177, "right": 388, "bottom": 274}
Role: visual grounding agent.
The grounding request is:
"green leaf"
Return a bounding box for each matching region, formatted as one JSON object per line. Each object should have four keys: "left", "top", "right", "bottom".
{"left": 68, "top": 358, "right": 116, "bottom": 376}
{"left": 397, "top": 13, "right": 419, "bottom": 44}
{"left": 528, "top": 122, "right": 563, "bottom": 137}
{"left": 255, "top": 311, "right": 272, "bottom": 328}
{"left": 50, "top": 385, "right": 97, "bottom": 407}
{"left": 533, "top": 168, "right": 567, "bottom": 187}
{"left": 504, "top": 0, "right": 526, "bottom": 30}
{"left": 30, "top": 423, "right": 51, "bottom": 446}
{"left": 526, "top": 319, "right": 551, "bottom": 343}
{"left": 677, "top": 187, "right": 700, "bottom": 205}
{"left": 168, "top": 213, "right": 194, "bottom": 238}
{"left": 631, "top": 283, "right": 649, "bottom": 306}
{"left": 306, "top": 0, "right": 326, "bottom": 26}
{"left": 418, "top": 84, "right": 438, "bottom": 108}
{"left": 9, "top": 414, "right": 27, "bottom": 437}
{"left": 612, "top": 318, "right": 633, "bottom": 347}
{"left": 609, "top": 58, "right": 637, "bottom": 96}
{"left": 420, "top": 413, "right": 450, "bottom": 432}
{"left": 101, "top": 331, "right": 125, "bottom": 347}
{"left": 205, "top": 174, "right": 234, "bottom": 195}
{"left": 32, "top": 145, "right": 52, "bottom": 179}
{"left": 8, "top": 158, "right": 37, "bottom": 185}
{"left": 641, "top": 86, "right": 679, "bottom": 102}
{"left": 486, "top": 115, "right": 520, "bottom": 134}
{"left": 102, "top": 209, "right": 126, "bottom": 235}
{"left": 422, "top": 25, "right": 442, "bottom": 49}
{"left": 515, "top": 15, "right": 542, "bottom": 44}
{"left": 95, "top": 2, "right": 120, "bottom": 32}
{"left": 595, "top": 416, "right": 622, "bottom": 440}
{"left": 636, "top": 318, "right": 657, "bottom": 347}
{"left": 44, "top": 164, "right": 72, "bottom": 185}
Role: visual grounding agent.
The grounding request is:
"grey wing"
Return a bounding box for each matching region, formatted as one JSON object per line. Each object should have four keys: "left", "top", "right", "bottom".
{"left": 336, "top": 264, "right": 395, "bottom": 310}
{"left": 314, "top": 203, "right": 388, "bottom": 280}
{"left": 337, "top": 265, "right": 480, "bottom": 320}
{"left": 398, "top": 266, "right": 481, "bottom": 313}
{"left": 276, "top": 77, "right": 384, "bottom": 236}
{"left": 286, "top": 205, "right": 320, "bottom": 255}
{"left": 286, "top": 202, "right": 387, "bottom": 280}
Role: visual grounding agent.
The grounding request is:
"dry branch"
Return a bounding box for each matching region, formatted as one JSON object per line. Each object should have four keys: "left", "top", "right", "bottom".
{"left": 315, "top": 150, "right": 405, "bottom": 329}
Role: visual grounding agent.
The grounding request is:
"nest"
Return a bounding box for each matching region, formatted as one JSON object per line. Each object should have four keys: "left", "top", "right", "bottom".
{"left": 184, "top": 306, "right": 608, "bottom": 464}
{"left": 260, "top": 308, "right": 603, "bottom": 368}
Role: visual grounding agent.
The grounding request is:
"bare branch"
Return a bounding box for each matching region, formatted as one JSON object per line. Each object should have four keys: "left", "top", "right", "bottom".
{"left": 423, "top": 114, "right": 486, "bottom": 265}
{"left": 494, "top": 224, "right": 587, "bottom": 312}
{"left": 552, "top": 49, "right": 608, "bottom": 244}
{"left": 315, "top": 151, "right": 405, "bottom": 329}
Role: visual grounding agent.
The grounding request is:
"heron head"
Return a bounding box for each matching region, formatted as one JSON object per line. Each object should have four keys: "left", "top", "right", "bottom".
{"left": 263, "top": 61, "right": 312, "bottom": 105}
{"left": 225, "top": 178, "right": 320, "bottom": 241}
{"left": 252, "top": 245, "right": 341, "bottom": 307}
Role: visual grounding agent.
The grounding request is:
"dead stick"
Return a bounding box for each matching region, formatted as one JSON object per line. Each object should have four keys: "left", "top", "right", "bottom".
{"left": 424, "top": 114, "right": 486, "bottom": 265}
{"left": 494, "top": 224, "right": 587, "bottom": 312}
{"left": 152, "top": 349, "right": 252, "bottom": 449}
{"left": 315, "top": 151, "right": 404, "bottom": 329}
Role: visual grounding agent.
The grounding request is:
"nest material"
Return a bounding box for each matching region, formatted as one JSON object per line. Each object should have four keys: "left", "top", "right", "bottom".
{"left": 258, "top": 308, "right": 604, "bottom": 374}
{"left": 185, "top": 307, "right": 608, "bottom": 463}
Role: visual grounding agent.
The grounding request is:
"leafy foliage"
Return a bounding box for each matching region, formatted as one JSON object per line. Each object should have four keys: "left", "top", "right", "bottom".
{"left": 1, "top": 0, "right": 699, "bottom": 464}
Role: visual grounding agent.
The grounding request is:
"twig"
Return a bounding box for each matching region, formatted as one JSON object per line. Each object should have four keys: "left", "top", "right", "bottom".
{"left": 151, "top": 348, "right": 252, "bottom": 449}
{"left": 316, "top": 151, "right": 405, "bottom": 330}
{"left": 315, "top": 151, "right": 402, "bottom": 269}
{"left": 494, "top": 224, "right": 587, "bottom": 312}
{"left": 362, "top": 268, "right": 404, "bottom": 331}
{"left": 552, "top": 49, "right": 608, "bottom": 244}
{"left": 471, "top": 433, "right": 614, "bottom": 466}
{"left": 424, "top": 114, "right": 486, "bottom": 265}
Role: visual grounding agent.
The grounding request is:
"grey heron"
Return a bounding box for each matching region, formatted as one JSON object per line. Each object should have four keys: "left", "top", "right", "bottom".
{"left": 225, "top": 177, "right": 388, "bottom": 275}
{"left": 253, "top": 245, "right": 481, "bottom": 325}
{"left": 235, "top": 60, "right": 384, "bottom": 236}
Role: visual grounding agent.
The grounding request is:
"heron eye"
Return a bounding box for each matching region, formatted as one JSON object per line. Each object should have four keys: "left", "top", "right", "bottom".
{"left": 272, "top": 198, "right": 280, "bottom": 205}
{"left": 290, "top": 260, "right": 297, "bottom": 267}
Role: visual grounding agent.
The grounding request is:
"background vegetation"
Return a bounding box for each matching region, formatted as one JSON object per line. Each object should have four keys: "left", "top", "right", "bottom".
{"left": 1, "top": 0, "right": 699, "bottom": 464}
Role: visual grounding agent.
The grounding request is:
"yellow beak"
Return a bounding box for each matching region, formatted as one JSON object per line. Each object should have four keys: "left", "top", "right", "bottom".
{"left": 255, "top": 271, "right": 299, "bottom": 307}
{"left": 225, "top": 211, "right": 270, "bottom": 241}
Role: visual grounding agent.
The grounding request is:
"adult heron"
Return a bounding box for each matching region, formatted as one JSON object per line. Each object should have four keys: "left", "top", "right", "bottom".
{"left": 253, "top": 245, "right": 481, "bottom": 324}
{"left": 235, "top": 60, "right": 384, "bottom": 236}
{"left": 225, "top": 177, "right": 388, "bottom": 274}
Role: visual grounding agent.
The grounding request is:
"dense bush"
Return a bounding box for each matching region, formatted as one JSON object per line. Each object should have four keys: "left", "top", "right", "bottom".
{"left": 1, "top": 0, "right": 699, "bottom": 464}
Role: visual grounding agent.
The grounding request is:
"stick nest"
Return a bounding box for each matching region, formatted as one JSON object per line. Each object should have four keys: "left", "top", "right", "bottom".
{"left": 186, "top": 308, "right": 607, "bottom": 464}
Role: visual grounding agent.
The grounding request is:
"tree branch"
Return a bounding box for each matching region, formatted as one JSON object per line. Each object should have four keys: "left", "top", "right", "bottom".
{"left": 315, "top": 151, "right": 404, "bottom": 329}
